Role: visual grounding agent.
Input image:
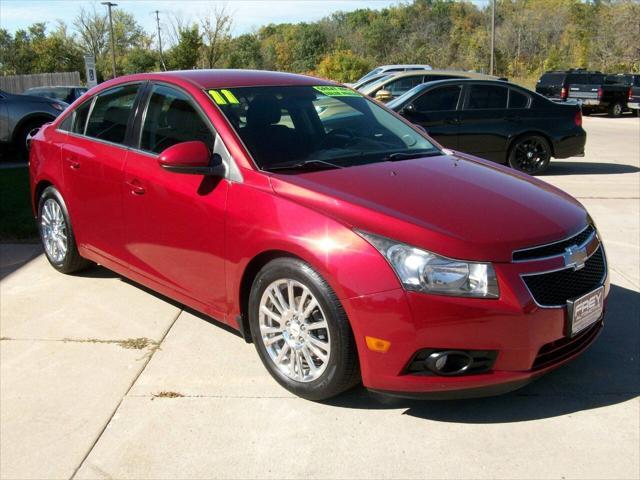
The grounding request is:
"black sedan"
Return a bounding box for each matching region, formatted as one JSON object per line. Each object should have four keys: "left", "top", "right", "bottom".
{"left": 387, "top": 79, "right": 586, "bottom": 174}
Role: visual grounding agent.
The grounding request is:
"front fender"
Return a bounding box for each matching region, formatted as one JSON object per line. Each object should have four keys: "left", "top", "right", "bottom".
{"left": 224, "top": 181, "right": 400, "bottom": 320}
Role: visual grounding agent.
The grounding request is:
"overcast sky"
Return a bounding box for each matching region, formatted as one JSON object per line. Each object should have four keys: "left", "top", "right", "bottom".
{"left": 0, "top": 0, "right": 414, "bottom": 36}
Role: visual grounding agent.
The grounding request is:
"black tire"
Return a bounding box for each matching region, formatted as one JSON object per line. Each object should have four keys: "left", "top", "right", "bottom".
{"left": 248, "top": 257, "right": 360, "bottom": 401}
{"left": 38, "top": 186, "right": 91, "bottom": 274}
{"left": 508, "top": 134, "right": 551, "bottom": 175}
{"left": 15, "top": 119, "right": 48, "bottom": 158}
{"left": 608, "top": 102, "right": 623, "bottom": 118}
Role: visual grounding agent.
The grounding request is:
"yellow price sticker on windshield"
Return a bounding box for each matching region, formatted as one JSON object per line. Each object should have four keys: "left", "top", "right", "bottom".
{"left": 313, "top": 86, "right": 360, "bottom": 97}
{"left": 208, "top": 89, "right": 240, "bottom": 105}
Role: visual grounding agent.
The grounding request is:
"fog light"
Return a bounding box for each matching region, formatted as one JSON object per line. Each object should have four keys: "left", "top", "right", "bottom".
{"left": 425, "top": 350, "right": 472, "bottom": 376}
{"left": 365, "top": 336, "right": 391, "bottom": 353}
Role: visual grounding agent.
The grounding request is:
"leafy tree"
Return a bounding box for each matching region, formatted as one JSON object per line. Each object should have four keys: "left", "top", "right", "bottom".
{"left": 315, "top": 50, "right": 371, "bottom": 82}
{"left": 226, "top": 34, "right": 263, "bottom": 69}
{"left": 166, "top": 24, "right": 202, "bottom": 70}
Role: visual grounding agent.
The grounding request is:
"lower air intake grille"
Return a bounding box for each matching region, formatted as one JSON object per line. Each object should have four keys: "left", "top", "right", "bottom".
{"left": 532, "top": 320, "right": 602, "bottom": 370}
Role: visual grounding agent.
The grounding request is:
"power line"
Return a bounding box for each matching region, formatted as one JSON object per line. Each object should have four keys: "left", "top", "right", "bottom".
{"left": 154, "top": 10, "right": 167, "bottom": 71}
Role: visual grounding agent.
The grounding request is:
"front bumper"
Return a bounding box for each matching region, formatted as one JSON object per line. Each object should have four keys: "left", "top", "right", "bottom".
{"left": 342, "top": 253, "right": 609, "bottom": 398}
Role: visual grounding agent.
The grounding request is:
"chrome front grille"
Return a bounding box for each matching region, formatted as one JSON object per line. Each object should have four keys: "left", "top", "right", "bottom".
{"left": 513, "top": 225, "right": 595, "bottom": 262}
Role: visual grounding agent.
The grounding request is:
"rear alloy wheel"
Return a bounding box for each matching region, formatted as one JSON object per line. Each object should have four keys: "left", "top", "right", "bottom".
{"left": 249, "top": 258, "right": 359, "bottom": 400}
{"left": 608, "top": 102, "right": 623, "bottom": 118}
{"left": 38, "top": 186, "right": 90, "bottom": 273}
{"left": 508, "top": 135, "right": 551, "bottom": 175}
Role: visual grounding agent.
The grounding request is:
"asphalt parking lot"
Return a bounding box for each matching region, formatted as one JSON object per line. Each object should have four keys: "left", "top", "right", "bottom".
{"left": 1, "top": 115, "right": 639, "bottom": 480}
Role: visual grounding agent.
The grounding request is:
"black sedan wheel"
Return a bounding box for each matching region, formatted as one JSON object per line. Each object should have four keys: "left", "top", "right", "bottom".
{"left": 508, "top": 135, "right": 551, "bottom": 175}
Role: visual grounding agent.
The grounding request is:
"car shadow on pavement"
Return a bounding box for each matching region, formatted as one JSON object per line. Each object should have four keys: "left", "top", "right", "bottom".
{"left": 541, "top": 162, "right": 640, "bottom": 176}
{"left": 326, "top": 283, "right": 639, "bottom": 423}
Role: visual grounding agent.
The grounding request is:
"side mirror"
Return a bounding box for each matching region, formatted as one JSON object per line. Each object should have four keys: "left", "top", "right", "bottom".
{"left": 158, "top": 141, "right": 225, "bottom": 177}
{"left": 374, "top": 89, "right": 393, "bottom": 103}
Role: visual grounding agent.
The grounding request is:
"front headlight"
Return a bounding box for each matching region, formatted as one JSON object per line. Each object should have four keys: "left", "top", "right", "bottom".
{"left": 357, "top": 230, "right": 499, "bottom": 298}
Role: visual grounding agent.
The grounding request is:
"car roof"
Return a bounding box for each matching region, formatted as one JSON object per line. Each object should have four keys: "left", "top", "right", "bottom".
{"left": 378, "top": 64, "right": 432, "bottom": 69}
{"left": 100, "top": 69, "right": 336, "bottom": 90}
{"left": 360, "top": 70, "right": 498, "bottom": 93}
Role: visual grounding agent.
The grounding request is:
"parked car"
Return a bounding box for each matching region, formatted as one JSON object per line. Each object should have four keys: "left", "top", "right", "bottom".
{"left": 567, "top": 73, "right": 630, "bottom": 117}
{"left": 388, "top": 79, "right": 585, "bottom": 175}
{"left": 0, "top": 89, "right": 67, "bottom": 156}
{"left": 360, "top": 70, "right": 499, "bottom": 102}
{"left": 30, "top": 70, "right": 608, "bottom": 400}
{"left": 351, "top": 72, "right": 392, "bottom": 91}
{"left": 354, "top": 64, "right": 432, "bottom": 85}
{"left": 24, "top": 85, "right": 87, "bottom": 105}
{"left": 536, "top": 69, "right": 599, "bottom": 102}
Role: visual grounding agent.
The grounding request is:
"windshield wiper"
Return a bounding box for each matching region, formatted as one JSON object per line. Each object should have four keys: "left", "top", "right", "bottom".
{"left": 383, "top": 150, "right": 442, "bottom": 162}
{"left": 264, "top": 159, "right": 344, "bottom": 172}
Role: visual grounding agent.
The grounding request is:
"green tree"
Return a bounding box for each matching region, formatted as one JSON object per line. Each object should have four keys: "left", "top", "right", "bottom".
{"left": 226, "top": 34, "right": 263, "bottom": 69}
{"left": 167, "top": 25, "right": 202, "bottom": 70}
{"left": 315, "top": 50, "right": 371, "bottom": 82}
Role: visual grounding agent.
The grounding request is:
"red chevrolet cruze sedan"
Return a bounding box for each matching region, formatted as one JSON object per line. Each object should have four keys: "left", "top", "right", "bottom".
{"left": 29, "top": 70, "right": 608, "bottom": 400}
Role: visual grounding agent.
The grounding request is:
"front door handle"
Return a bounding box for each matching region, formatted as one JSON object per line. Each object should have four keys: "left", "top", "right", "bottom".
{"left": 65, "top": 156, "right": 80, "bottom": 170}
{"left": 126, "top": 179, "right": 146, "bottom": 195}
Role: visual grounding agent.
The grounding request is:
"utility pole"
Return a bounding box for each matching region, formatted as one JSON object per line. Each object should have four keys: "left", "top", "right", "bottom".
{"left": 154, "top": 10, "right": 167, "bottom": 71}
{"left": 102, "top": 2, "right": 118, "bottom": 78}
{"left": 490, "top": 0, "right": 496, "bottom": 76}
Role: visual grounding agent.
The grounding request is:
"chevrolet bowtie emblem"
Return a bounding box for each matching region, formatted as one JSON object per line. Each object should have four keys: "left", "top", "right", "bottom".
{"left": 563, "top": 244, "right": 588, "bottom": 271}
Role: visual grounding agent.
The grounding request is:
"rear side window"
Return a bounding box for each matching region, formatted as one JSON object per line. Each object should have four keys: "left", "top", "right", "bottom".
{"left": 414, "top": 85, "right": 462, "bottom": 112}
{"left": 467, "top": 85, "right": 508, "bottom": 109}
{"left": 85, "top": 84, "right": 140, "bottom": 145}
{"left": 508, "top": 89, "right": 529, "bottom": 109}
{"left": 71, "top": 100, "right": 92, "bottom": 134}
{"left": 139, "top": 84, "right": 214, "bottom": 154}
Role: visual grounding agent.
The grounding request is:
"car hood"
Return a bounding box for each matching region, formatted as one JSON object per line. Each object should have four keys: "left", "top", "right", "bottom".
{"left": 269, "top": 152, "right": 588, "bottom": 262}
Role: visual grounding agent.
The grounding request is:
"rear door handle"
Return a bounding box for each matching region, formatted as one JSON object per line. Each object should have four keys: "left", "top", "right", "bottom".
{"left": 126, "top": 179, "right": 146, "bottom": 195}
{"left": 445, "top": 118, "right": 461, "bottom": 125}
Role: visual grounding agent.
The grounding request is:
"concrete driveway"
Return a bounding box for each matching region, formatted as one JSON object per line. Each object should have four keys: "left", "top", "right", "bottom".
{"left": 1, "top": 115, "right": 639, "bottom": 479}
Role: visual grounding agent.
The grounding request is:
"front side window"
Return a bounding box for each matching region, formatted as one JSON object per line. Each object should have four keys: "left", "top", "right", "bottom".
{"left": 210, "top": 85, "right": 437, "bottom": 171}
{"left": 85, "top": 84, "right": 140, "bottom": 145}
{"left": 139, "top": 84, "right": 214, "bottom": 154}
{"left": 466, "top": 84, "right": 508, "bottom": 109}
{"left": 385, "top": 76, "right": 425, "bottom": 96}
{"left": 414, "top": 85, "right": 462, "bottom": 112}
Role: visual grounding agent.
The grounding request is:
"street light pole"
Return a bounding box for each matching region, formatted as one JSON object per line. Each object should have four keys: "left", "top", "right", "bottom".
{"left": 154, "top": 10, "right": 167, "bottom": 71}
{"left": 102, "top": 2, "right": 118, "bottom": 79}
{"left": 490, "top": 0, "right": 496, "bottom": 76}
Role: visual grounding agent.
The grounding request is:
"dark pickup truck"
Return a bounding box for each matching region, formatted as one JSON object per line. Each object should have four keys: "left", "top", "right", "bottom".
{"left": 608, "top": 74, "right": 640, "bottom": 114}
{"left": 567, "top": 72, "right": 630, "bottom": 117}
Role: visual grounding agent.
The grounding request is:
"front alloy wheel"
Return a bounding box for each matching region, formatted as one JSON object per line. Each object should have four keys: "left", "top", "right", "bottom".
{"left": 259, "top": 279, "right": 330, "bottom": 382}
{"left": 249, "top": 258, "right": 359, "bottom": 400}
{"left": 508, "top": 135, "right": 551, "bottom": 175}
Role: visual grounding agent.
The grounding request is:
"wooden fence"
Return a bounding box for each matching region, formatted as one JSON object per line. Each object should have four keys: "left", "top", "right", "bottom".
{"left": 0, "top": 72, "right": 82, "bottom": 94}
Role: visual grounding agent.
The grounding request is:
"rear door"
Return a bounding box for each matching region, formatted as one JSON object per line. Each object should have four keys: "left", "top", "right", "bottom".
{"left": 122, "top": 83, "right": 229, "bottom": 316}
{"left": 60, "top": 82, "right": 142, "bottom": 261}
{"left": 457, "top": 83, "right": 509, "bottom": 161}
{"left": 401, "top": 84, "right": 463, "bottom": 150}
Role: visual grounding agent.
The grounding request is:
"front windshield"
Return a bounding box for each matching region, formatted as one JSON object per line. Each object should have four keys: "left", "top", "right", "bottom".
{"left": 354, "top": 74, "right": 391, "bottom": 91}
{"left": 356, "top": 67, "right": 383, "bottom": 84}
{"left": 209, "top": 85, "right": 437, "bottom": 171}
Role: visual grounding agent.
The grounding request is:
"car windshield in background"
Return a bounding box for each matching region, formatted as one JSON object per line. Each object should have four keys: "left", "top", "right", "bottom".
{"left": 208, "top": 85, "right": 437, "bottom": 171}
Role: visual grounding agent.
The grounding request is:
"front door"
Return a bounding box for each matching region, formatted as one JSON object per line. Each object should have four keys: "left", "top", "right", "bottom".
{"left": 402, "top": 84, "right": 463, "bottom": 150}
{"left": 61, "top": 83, "right": 142, "bottom": 261}
{"left": 122, "top": 83, "right": 229, "bottom": 316}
